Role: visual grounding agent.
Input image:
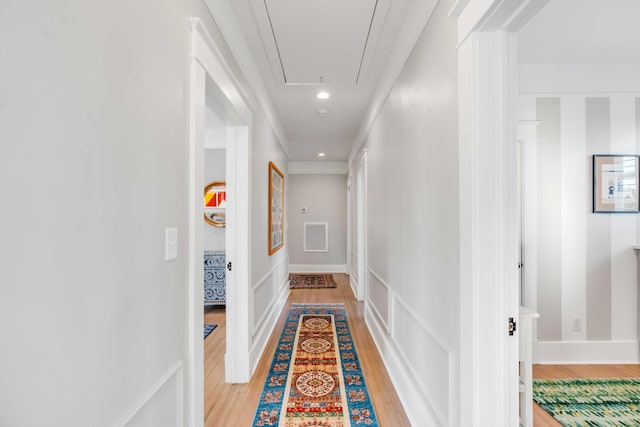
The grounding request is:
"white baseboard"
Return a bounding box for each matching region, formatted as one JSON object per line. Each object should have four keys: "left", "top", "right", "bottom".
{"left": 365, "top": 304, "right": 443, "bottom": 426}
{"left": 288, "top": 264, "right": 348, "bottom": 273}
{"left": 535, "top": 340, "right": 640, "bottom": 364}
{"left": 349, "top": 274, "right": 358, "bottom": 301}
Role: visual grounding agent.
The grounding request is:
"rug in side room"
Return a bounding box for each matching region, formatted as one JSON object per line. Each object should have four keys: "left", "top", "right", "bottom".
{"left": 533, "top": 377, "right": 640, "bottom": 426}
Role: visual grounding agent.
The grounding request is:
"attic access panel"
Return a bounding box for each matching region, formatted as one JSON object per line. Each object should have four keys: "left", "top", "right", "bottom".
{"left": 264, "top": 0, "right": 378, "bottom": 84}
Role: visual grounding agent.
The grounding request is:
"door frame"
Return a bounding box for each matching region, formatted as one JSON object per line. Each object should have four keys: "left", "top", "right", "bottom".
{"left": 454, "top": 0, "right": 548, "bottom": 424}
{"left": 355, "top": 149, "right": 368, "bottom": 301}
{"left": 187, "top": 17, "right": 252, "bottom": 427}
{"left": 346, "top": 175, "right": 352, "bottom": 288}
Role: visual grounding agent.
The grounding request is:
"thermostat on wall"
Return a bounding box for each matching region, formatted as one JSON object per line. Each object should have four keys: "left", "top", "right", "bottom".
{"left": 300, "top": 207, "right": 309, "bottom": 214}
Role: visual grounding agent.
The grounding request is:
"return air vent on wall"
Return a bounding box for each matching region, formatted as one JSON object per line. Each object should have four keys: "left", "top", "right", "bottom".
{"left": 304, "top": 222, "right": 328, "bottom": 252}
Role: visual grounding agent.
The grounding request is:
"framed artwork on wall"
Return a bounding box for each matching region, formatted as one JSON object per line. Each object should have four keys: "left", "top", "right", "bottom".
{"left": 268, "top": 161, "right": 284, "bottom": 255}
{"left": 593, "top": 154, "right": 640, "bottom": 213}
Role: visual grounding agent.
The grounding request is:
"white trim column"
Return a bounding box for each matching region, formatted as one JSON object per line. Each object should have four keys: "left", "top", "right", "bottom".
{"left": 458, "top": 30, "right": 520, "bottom": 427}
{"left": 188, "top": 16, "right": 254, "bottom": 426}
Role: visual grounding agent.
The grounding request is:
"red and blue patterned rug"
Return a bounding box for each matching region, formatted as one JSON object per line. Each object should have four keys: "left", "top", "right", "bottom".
{"left": 289, "top": 273, "right": 337, "bottom": 289}
{"left": 253, "top": 303, "right": 378, "bottom": 426}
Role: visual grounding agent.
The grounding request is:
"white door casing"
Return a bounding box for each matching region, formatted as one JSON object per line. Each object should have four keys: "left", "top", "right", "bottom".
{"left": 455, "top": 0, "right": 549, "bottom": 424}
{"left": 356, "top": 149, "right": 368, "bottom": 301}
{"left": 188, "top": 17, "right": 252, "bottom": 427}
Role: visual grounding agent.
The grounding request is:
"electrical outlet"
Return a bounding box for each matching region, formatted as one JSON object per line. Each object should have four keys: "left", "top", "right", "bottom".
{"left": 571, "top": 317, "right": 582, "bottom": 332}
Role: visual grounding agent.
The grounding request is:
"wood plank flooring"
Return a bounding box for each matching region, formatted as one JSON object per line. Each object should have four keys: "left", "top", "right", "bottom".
{"left": 532, "top": 364, "right": 640, "bottom": 426}
{"left": 203, "top": 273, "right": 411, "bottom": 426}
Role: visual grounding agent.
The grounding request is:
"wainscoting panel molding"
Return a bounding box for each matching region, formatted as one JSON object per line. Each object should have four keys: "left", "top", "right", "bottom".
{"left": 116, "top": 361, "right": 184, "bottom": 427}
{"left": 251, "top": 254, "right": 290, "bottom": 372}
{"left": 367, "top": 268, "right": 390, "bottom": 332}
{"left": 366, "top": 301, "right": 444, "bottom": 426}
{"left": 364, "top": 269, "right": 453, "bottom": 425}
{"left": 350, "top": 250, "right": 358, "bottom": 297}
{"left": 392, "top": 294, "right": 453, "bottom": 425}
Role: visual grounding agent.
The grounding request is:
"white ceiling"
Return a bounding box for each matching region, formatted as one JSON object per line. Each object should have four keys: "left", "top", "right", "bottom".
{"left": 206, "top": 0, "right": 435, "bottom": 162}
{"left": 263, "top": 0, "right": 377, "bottom": 85}
{"left": 518, "top": 0, "right": 640, "bottom": 65}
{"left": 206, "top": 0, "right": 639, "bottom": 161}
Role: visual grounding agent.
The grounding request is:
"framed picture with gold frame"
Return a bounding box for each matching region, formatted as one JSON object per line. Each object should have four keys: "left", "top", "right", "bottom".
{"left": 204, "top": 181, "right": 226, "bottom": 227}
{"left": 268, "top": 162, "right": 284, "bottom": 255}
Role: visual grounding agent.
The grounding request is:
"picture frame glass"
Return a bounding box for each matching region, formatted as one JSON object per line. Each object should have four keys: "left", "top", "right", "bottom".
{"left": 593, "top": 155, "right": 640, "bottom": 213}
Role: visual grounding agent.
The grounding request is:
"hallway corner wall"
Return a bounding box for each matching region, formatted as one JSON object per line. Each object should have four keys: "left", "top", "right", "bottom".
{"left": 287, "top": 172, "right": 348, "bottom": 273}
{"left": 355, "top": 0, "right": 460, "bottom": 424}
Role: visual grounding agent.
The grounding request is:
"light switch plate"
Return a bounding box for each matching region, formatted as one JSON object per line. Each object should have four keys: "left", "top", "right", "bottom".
{"left": 165, "top": 228, "right": 178, "bottom": 261}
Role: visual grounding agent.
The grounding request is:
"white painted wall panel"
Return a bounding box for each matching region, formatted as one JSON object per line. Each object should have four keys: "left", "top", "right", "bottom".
{"left": 355, "top": 0, "right": 459, "bottom": 422}
{"left": 124, "top": 369, "right": 181, "bottom": 427}
{"left": 610, "top": 97, "right": 638, "bottom": 341}
{"left": 560, "top": 96, "right": 587, "bottom": 341}
{"left": 288, "top": 175, "right": 347, "bottom": 265}
{"left": 519, "top": 64, "right": 640, "bottom": 94}
{"left": 392, "top": 297, "right": 451, "bottom": 425}
{"left": 520, "top": 95, "right": 539, "bottom": 313}
{"left": 0, "top": 1, "right": 288, "bottom": 424}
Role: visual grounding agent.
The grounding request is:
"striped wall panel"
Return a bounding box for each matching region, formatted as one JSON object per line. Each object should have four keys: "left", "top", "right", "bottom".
{"left": 525, "top": 96, "right": 639, "bottom": 353}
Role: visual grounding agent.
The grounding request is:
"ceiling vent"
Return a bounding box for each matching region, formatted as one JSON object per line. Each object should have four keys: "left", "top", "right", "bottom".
{"left": 304, "top": 222, "right": 328, "bottom": 252}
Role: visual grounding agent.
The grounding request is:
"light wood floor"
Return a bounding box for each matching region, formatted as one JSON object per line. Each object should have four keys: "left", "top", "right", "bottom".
{"left": 203, "top": 273, "right": 411, "bottom": 427}
{"left": 532, "top": 364, "right": 640, "bottom": 426}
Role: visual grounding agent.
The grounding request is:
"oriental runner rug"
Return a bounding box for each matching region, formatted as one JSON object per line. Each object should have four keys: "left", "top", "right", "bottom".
{"left": 289, "top": 274, "right": 337, "bottom": 289}
{"left": 253, "top": 303, "right": 378, "bottom": 426}
{"left": 533, "top": 377, "right": 640, "bottom": 426}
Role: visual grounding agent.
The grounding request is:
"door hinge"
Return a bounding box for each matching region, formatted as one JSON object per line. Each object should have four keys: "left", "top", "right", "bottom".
{"left": 508, "top": 317, "right": 517, "bottom": 336}
{"left": 226, "top": 262, "right": 232, "bottom": 271}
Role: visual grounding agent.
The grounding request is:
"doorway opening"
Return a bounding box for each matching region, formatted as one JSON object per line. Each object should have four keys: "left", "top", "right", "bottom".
{"left": 187, "top": 18, "right": 252, "bottom": 426}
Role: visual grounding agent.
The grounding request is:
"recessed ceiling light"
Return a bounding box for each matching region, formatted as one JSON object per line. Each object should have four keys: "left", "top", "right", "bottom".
{"left": 316, "top": 91, "right": 330, "bottom": 100}
{"left": 318, "top": 153, "right": 326, "bottom": 157}
{"left": 315, "top": 108, "right": 329, "bottom": 116}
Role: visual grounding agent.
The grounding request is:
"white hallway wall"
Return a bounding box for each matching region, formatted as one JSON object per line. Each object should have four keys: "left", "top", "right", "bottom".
{"left": 520, "top": 64, "right": 640, "bottom": 362}
{"left": 249, "top": 119, "right": 289, "bottom": 368}
{"left": 0, "top": 1, "right": 287, "bottom": 425}
{"left": 354, "top": 0, "right": 459, "bottom": 424}
{"left": 287, "top": 173, "right": 348, "bottom": 272}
